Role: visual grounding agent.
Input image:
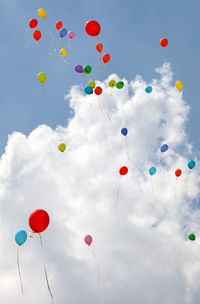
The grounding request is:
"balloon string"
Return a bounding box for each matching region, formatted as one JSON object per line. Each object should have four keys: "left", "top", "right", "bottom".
{"left": 115, "top": 176, "right": 121, "bottom": 211}
{"left": 89, "top": 247, "right": 101, "bottom": 284}
{"left": 150, "top": 177, "right": 157, "bottom": 204}
{"left": 17, "top": 247, "right": 24, "bottom": 295}
{"left": 125, "top": 137, "right": 130, "bottom": 161}
{"left": 185, "top": 171, "right": 191, "bottom": 183}
{"left": 42, "top": 84, "right": 48, "bottom": 110}
{"left": 98, "top": 96, "right": 111, "bottom": 123}
{"left": 174, "top": 177, "right": 177, "bottom": 199}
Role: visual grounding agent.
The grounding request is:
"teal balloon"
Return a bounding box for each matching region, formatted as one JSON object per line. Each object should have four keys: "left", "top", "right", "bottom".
{"left": 84, "top": 86, "right": 93, "bottom": 95}
{"left": 149, "top": 166, "right": 156, "bottom": 175}
{"left": 145, "top": 86, "right": 153, "bottom": 94}
{"left": 188, "top": 160, "right": 196, "bottom": 169}
{"left": 15, "top": 230, "right": 27, "bottom": 246}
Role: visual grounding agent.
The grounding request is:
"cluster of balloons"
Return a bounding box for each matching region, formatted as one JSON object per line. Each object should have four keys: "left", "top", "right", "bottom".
{"left": 108, "top": 79, "right": 124, "bottom": 89}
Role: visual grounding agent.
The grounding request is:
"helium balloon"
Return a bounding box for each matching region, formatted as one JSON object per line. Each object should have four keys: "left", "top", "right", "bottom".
{"left": 175, "top": 169, "right": 182, "bottom": 177}
{"left": 56, "top": 21, "right": 63, "bottom": 30}
{"left": 102, "top": 53, "right": 110, "bottom": 63}
{"left": 33, "top": 30, "right": 42, "bottom": 41}
{"left": 60, "top": 28, "right": 67, "bottom": 38}
{"left": 37, "top": 72, "right": 46, "bottom": 83}
{"left": 149, "top": 166, "right": 156, "bottom": 175}
{"left": 96, "top": 42, "right": 103, "bottom": 53}
{"left": 37, "top": 8, "right": 46, "bottom": 18}
{"left": 188, "top": 160, "right": 196, "bottom": 169}
{"left": 160, "top": 37, "right": 168, "bottom": 47}
{"left": 84, "top": 235, "right": 93, "bottom": 246}
{"left": 160, "top": 144, "right": 168, "bottom": 153}
{"left": 108, "top": 80, "right": 116, "bottom": 88}
{"left": 68, "top": 31, "right": 75, "bottom": 39}
{"left": 59, "top": 48, "right": 68, "bottom": 57}
{"left": 15, "top": 230, "right": 27, "bottom": 246}
{"left": 116, "top": 81, "right": 124, "bottom": 89}
{"left": 29, "top": 209, "right": 50, "bottom": 233}
{"left": 29, "top": 19, "right": 38, "bottom": 29}
{"left": 119, "top": 166, "right": 128, "bottom": 175}
{"left": 83, "top": 65, "right": 92, "bottom": 74}
{"left": 145, "top": 86, "right": 153, "bottom": 94}
{"left": 84, "top": 86, "right": 93, "bottom": 95}
{"left": 175, "top": 80, "right": 184, "bottom": 91}
{"left": 75, "top": 64, "right": 83, "bottom": 73}
{"left": 88, "top": 80, "right": 96, "bottom": 88}
{"left": 188, "top": 233, "right": 196, "bottom": 241}
{"left": 58, "top": 143, "right": 66, "bottom": 152}
{"left": 121, "top": 128, "right": 128, "bottom": 136}
{"left": 85, "top": 20, "right": 101, "bottom": 36}
{"left": 94, "top": 86, "right": 102, "bottom": 95}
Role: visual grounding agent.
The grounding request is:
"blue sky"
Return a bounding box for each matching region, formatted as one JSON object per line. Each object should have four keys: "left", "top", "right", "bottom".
{"left": 1, "top": 0, "right": 200, "bottom": 155}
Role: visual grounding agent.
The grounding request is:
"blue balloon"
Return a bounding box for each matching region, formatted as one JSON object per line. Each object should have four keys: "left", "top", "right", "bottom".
{"left": 149, "top": 166, "right": 156, "bottom": 175}
{"left": 60, "top": 28, "right": 67, "bottom": 38}
{"left": 188, "top": 160, "right": 196, "bottom": 169}
{"left": 84, "top": 86, "right": 93, "bottom": 95}
{"left": 15, "top": 230, "right": 27, "bottom": 246}
{"left": 160, "top": 144, "right": 168, "bottom": 153}
{"left": 121, "top": 128, "right": 128, "bottom": 136}
{"left": 145, "top": 86, "right": 153, "bottom": 94}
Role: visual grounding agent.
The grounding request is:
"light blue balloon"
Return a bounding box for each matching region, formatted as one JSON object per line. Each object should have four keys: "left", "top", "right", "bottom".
{"left": 84, "top": 86, "right": 93, "bottom": 95}
{"left": 145, "top": 86, "right": 153, "bottom": 94}
{"left": 149, "top": 166, "right": 156, "bottom": 175}
{"left": 188, "top": 160, "right": 196, "bottom": 169}
{"left": 15, "top": 230, "right": 27, "bottom": 246}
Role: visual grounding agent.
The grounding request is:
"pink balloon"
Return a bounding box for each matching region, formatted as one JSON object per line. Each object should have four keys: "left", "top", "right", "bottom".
{"left": 68, "top": 31, "right": 75, "bottom": 39}
{"left": 84, "top": 235, "right": 93, "bottom": 246}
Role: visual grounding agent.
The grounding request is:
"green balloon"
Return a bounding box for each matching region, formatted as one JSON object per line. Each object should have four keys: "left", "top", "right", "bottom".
{"left": 188, "top": 233, "right": 196, "bottom": 241}
{"left": 83, "top": 65, "right": 92, "bottom": 74}
{"left": 116, "top": 81, "right": 124, "bottom": 89}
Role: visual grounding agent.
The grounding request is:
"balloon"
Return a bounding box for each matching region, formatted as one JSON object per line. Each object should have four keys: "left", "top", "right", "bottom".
{"left": 37, "top": 72, "right": 46, "bottom": 83}
{"left": 56, "top": 21, "right": 63, "bottom": 30}
{"left": 145, "top": 86, "right": 153, "bottom": 94}
{"left": 119, "top": 166, "right": 128, "bottom": 175}
{"left": 33, "top": 30, "right": 42, "bottom": 41}
{"left": 188, "top": 233, "right": 196, "bottom": 241}
{"left": 160, "top": 144, "right": 168, "bottom": 153}
{"left": 175, "top": 169, "right": 182, "bottom": 177}
{"left": 37, "top": 8, "right": 46, "bottom": 18}
{"left": 84, "top": 235, "right": 93, "bottom": 246}
{"left": 149, "top": 166, "right": 156, "bottom": 175}
{"left": 83, "top": 65, "right": 92, "bottom": 74}
{"left": 68, "top": 31, "right": 75, "bottom": 39}
{"left": 29, "top": 19, "right": 38, "bottom": 29}
{"left": 84, "top": 86, "right": 93, "bottom": 95}
{"left": 121, "top": 128, "right": 128, "bottom": 136}
{"left": 88, "top": 80, "right": 96, "bottom": 88}
{"left": 75, "top": 64, "right": 83, "bottom": 73}
{"left": 94, "top": 86, "right": 102, "bottom": 95}
{"left": 29, "top": 209, "right": 50, "bottom": 233}
{"left": 160, "top": 37, "right": 168, "bottom": 47}
{"left": 102, "top": 53, "right": 110, "bottom": 63}
{"left": 85, "top": 20, "right": 101, "bottom": 36}
{"left": 175, "top": 80, "right": 184, "bottom": 91}
{"left": 58, "top": 143, "right": 66, "bottom": 152}
{"left": 60, "top": 28, "right": 67, "bottom": 38}
{"left": 108, "top": 80, "right": 116, "bottom": 88}
{"left": 59, "top": 48, "right": 68, "bottom": 57}
{"left": 116, "top": 81, "right": 124, "bottom": 89}
{"left": 188, "top": 160, "right": 196, "bottom": 169}
{"left": 96, "top": 43, "right": 103, "bottom": 53}
{"left": 15, "top": 230, "right": 27, "bottom": 246}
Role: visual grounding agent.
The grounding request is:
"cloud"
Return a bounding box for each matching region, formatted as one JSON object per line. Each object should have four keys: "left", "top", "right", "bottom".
{"left": 0, "top": 62, "right": 200, "bottom": 303}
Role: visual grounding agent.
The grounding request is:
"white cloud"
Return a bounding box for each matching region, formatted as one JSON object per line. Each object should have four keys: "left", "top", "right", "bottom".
{"left": 0, "top": 62, "right": 200, "bottom": 303}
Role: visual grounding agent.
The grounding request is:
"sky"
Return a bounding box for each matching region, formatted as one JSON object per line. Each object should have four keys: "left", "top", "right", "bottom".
{"left": 1, "top": 0, "right": 200, "bottom": 303}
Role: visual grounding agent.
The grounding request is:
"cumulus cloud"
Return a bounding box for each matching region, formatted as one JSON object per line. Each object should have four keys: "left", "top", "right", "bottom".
{"left": 0, "top": 62, "right": 200, "bottom": 303}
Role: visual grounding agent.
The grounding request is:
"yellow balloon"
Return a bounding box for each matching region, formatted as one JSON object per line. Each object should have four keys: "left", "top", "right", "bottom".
{"left": 59, "top": 48, "right": 68, "bottom": 57}
{"left": 88, "top": 80, "right": 96, "bottom": 88}
{"left": 37, "top": 8, "right": 47, "bottom": 18}
{"left": 58, "top": 143, "right": 66, "bottom": 152}
{"left": 37, "top": 72, "right": 47, "bottom": 83}
{"left": 108, "top": 79, "right": 116, "bottom": 88}
{"left": 175, "top": 80, "right": 184, "bottom": 91}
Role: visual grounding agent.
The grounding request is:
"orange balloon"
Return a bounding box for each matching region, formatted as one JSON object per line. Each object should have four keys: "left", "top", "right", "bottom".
{"left": 102, "top": 53, "right": 110, "bottom": 63}
{"left": 96, "top": 42, "right": 103, "bottom": 53}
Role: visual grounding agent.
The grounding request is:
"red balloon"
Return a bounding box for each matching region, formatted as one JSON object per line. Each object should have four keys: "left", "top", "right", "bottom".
{"left": 102, "top": 53, "right": 111, "bottom": 63}
{"left": 29, "top": 18, "right": 38, "bottom": 29}
{"left": 160, "top": 37, "right": 168, "bottom": 47}
{"left": 29, "top": 209, "right": 50, "bottom": 233}
{"left": 56, "top": 21, "right": 63, "bottom": 30}
{"left": 96, "top": 42, "right": 103, "bottom": 53}
{"left": 175, "top": 169, "right": 182, "bottom": 177}
{"left": 119, "top": 166, "right": 128, "bottom": 175}
{"left": 94, "top": 86, "right": 102, "bottom": 95}
{"left": 85, "top": 20, "right": 101, "bottom": 37}
{"left": 33, "top": 30, "right": 42, "bottom": 41}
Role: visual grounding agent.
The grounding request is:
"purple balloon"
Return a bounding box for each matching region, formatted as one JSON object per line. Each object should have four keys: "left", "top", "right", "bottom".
{"left": 75, "top": 64, "right": 83, "bottom": 73}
